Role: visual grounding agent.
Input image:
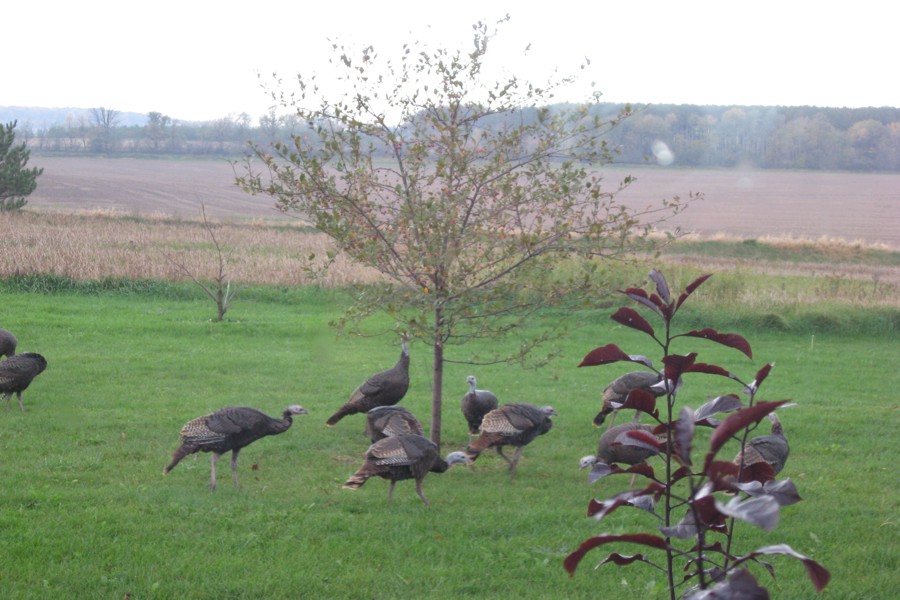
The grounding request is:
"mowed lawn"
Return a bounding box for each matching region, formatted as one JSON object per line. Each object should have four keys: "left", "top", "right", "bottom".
{"left": 0, "top": 286, "right": 896, "bottom": 599}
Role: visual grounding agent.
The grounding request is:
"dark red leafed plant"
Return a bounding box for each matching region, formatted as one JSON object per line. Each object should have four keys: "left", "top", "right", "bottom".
{"left": 565, "top": 270, "right": 829, "bottom": 599}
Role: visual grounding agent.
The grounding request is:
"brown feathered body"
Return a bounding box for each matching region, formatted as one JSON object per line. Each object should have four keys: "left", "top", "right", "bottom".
{"left": 343, "top": 434, "right": 470, "bottom": 506}
{"left": 0, "top": 352, "right": 47, "bottom": 412}
{"left": 460, "top": 375, "right": 498, "bottom": 436}
{"left": 326, "top": 340, "right": 410, "bottom": 427}
{"left": 593, "top": 371, "right": 664, "bottom": 427}
{"left": 365, "top": 405, "right": 424, "bottom": 442}
{"left": 0, "top": 328, "right": 17, "bottom": 359}
{"left": 163, "top": 405, "right": 307, "bottom": 489}
{"left": 733, "top": 413, "right": 789, "bottom": 482}
{"left": 465, "top": 403, "right": 557, "bottom": 476}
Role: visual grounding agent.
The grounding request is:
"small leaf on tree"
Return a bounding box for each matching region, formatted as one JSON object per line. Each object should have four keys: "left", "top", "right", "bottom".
{"left": 682, "top": 328, "right": 753, "bottom": 359}
{"left": 709, "top": 401, "right": 789, "bottom": 454}
{"left": 611, "top": 307, "right": 656, "bottom": 337}
{"left": 694, "top": 394, "right": 744, "bottom": 421}
{"left": 733, "top": 544, "right": 831, "bottom": 592}
{"left": 648, "top": 269, "right": 671, "bottom": 304}
{"left": 715, "top": 496, "right": 780, "bottom": 531}
{"left": 564, "top": 533, "right": 669, "bottom": 576}
{"left": 675, "top": 406, "right": 695, "bottom": 467}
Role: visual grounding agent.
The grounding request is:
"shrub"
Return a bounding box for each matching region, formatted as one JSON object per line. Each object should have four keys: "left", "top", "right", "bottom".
{"left": 564, "top": 269, "right": 830, "bottom": 598}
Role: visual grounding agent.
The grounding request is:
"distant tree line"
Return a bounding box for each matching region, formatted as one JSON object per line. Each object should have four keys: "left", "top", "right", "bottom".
{"left": 12, "top": 103, "right": 900, "bottom": 171}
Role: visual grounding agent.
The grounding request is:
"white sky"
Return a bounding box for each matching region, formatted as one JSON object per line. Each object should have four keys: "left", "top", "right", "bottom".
{"left": 6, "top": 1, "right": 895, "bottom": 122}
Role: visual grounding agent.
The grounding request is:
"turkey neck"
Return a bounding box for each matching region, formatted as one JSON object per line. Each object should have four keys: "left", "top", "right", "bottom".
{"left": 429, "top": 458, "right": 450, "bottom": 474}
{"left": 271, "top": 411, "right": 297, "bottom": 433}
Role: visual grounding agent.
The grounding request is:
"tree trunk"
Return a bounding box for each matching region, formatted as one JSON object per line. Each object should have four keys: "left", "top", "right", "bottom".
{"left": 431, "top": 306, "right": 444, "bottom": 450}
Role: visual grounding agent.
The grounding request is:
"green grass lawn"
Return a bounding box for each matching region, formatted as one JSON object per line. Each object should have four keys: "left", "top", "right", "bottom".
{"left": 0, "top": 286, "right": 896, "bottom": 599}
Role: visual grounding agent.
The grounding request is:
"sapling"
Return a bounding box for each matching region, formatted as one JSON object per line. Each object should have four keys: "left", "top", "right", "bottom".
{"left": 564, "top": 269, "right": 829, "bottom": 598}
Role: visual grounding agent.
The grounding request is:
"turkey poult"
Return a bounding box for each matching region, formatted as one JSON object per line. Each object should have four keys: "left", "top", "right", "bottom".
{"left": 593, "top": 371, "right": 665, "bottom": 428}
{"left": 460, "top": 375, "right": 498, "bottom": 440}
{"left": 163, "top": 405, "right": 308, "bottom": 490}
{"left": 0, "top": 328, "right": 17, "bottom": 359}
{"left": 365, "top": 405, "right": 424, "bottom": 442}
{"left": 733, "top": 413, "right": 789, "bottom": 482}
{"left": 465, "top": 403, "right": 557, "bottom": 477}
{"left": 343, "top": 434, "right": 471, "bottom": 507}
{"left": 0, "top": 352, "right": 48, "bottom": 412}
{"left": 326, "top": 338, "right": 410, "bottom": 427}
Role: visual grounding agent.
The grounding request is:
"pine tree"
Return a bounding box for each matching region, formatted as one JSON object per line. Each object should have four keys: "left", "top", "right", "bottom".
{"left": 0, "top": 121, "right": 43, "bottom": 212}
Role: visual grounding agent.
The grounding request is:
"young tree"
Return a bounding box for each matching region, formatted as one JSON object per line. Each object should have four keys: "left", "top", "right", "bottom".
{"left": 0, "top": 121, "right": 44, "bottom": 212}
{"left": 160, "top": 204, "right": 237, "bottom": 322}
{"left": 564, "top": 270, "right": 830, "bottom": 598}
{"left": 237, "top": 18, "right": 693, "bottom": 446}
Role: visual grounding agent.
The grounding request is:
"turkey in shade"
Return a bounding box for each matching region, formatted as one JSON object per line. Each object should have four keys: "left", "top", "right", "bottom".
{"left": 465, "top": 403, "right": 557, "bottom": 477}
{"left": 460, "top": 375, "right": 498, "bottom": 440}
{"left": 733, "top": 413, "right": 789, "bottom": 483}
{"left": 343, "top": 434, "right": 470, "bottom": 506}
{"left": 326, "top": 339, "right": 410, "bottom": 427}
{"left": 579, "top": 422, "right": 661, "bottom": 470}
{"left": 0, "top": 352, "right": 47, "bottom": 412}
{"left": 0, "top": 328, "right": 17, "bottom": 359}
{"left": 365, "top": 405, "right": 424, "bottom": 442}
{"left": 593, "top": 371, "right": 664, "bottom": 428}
{"left": 163, "top": 405, "right": 308, "bottom": 490}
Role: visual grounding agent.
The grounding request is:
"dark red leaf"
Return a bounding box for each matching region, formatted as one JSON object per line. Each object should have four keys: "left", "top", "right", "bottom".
{"left": 738, "top": 460, "right": 776, "bottom": 484}
{"left": 578, "top": 344, "right": 630, "bottom": 367}
{"left": 564, "top": 533, "right": 669, "bottom": 576}
{"left": 682, "top": 328, "right": 753, "bottom": 359}
{"left": 586, "top": 484, "right": 665, "bottom": 520}
{"left": 648, "top": 269, "right": 672, "bottom": 303}
{"left": 734, "top": 544, "right": 831, "bottom": 592}
{"left": 622, "top": 462, "right": 656, "bottom": 481}
{"left": 663, "top": 353, "right": 697, "bottom": 382}
{"left": 685, "top": 273, "right": 713, "bottom": 295}
{"left": 705, "top": 459, "right": 740, "bottom": 480}
{"left": 620, "top": 287, "right": 664, "bottom": 314}
{"left": 620, "top": 389, "right": 659, "bottom": 419}
{"left": 749, "top": 363, "right": 774, "bottom": 392}
{"left": 587, "top": 461, "right": 656, "bottom": 484}
{"left": 694, "top": 495, "right": 727, "bottom": 527}
{"left": 597, "top": 552, "right": 658, "bottom": 568}
{"left": 685, "top": 362, "right": 734, "bottom": 378}
{"left": 671, "top": 465, "right": 693, "bottom": 484}
{"left": 611, "top": 307, "right": 656, "bottom": 337}
{"left": 619, "top": 429, "right": 662, "bottom": 453}
{"left": 709, "top": 401, "right": 789, "bottom": 454}
{"left": 674, "top": 406, "right": 695, "bottom": 467}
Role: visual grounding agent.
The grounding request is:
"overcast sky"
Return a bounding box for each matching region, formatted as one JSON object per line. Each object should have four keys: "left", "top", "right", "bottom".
{"left": 7, "top": 1, "right": 895, "bottom": 122}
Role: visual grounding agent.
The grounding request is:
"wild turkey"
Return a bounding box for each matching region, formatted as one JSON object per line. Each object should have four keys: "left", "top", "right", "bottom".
{"left": 465, "top": 403, "right": 557, "bottom": 477}
{"left": 0, "top": 352, "right": 48, "bottom": 412}
{"left": 0, "top": 328, "right": 17, "bottom": 359}
{"left": 460, "top": 375, "right": 498, "bottom": 440}
{"left": 163, "top": 405, "right": 308, "bottom": 490}
{"left": 593, "top": 371, "right": 665, "bottom": 428}
{"left": 579, "top": 422, "right": 660, "bottom": 470}
{"left": 733, "top": 413, "right": 789, "bottom": 482}
{"left": 326, "top": 338, "right": 410, "bottom": 427}
{"left": 343, "top": 433, "right": 471, "bottom": 506}
{"left": 365, "top": 405, "right": 424, "bottom": 442}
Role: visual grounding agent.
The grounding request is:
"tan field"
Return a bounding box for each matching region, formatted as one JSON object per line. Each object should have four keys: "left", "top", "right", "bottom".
{"left": 25, "top": 157, "right": 900, "bottom": 248}
{"left": 4, "top": 156, "right": 898, "bottom": 301}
